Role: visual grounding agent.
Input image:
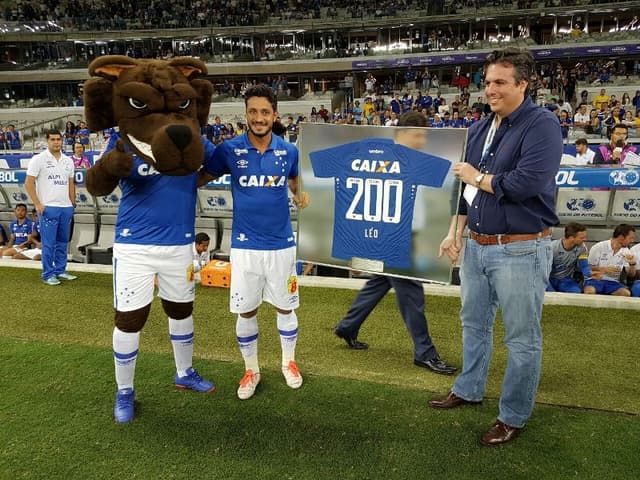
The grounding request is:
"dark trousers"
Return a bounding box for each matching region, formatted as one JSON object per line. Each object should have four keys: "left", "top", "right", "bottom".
{"left": 336, "top": 275, "right": 438, "bottom": 362}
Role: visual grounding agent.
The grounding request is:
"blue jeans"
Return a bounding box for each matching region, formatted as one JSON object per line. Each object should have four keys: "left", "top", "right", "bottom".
{"left": 452, "top": 237, "right": 552, "bottom": 428}
{"left": 39, "top": 206, "right": 74, "bottom": 280}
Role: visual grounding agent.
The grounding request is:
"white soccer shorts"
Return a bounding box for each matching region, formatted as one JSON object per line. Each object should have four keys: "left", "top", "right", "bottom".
{"left": 229, "top": 246, "right": 299, "bottom": 314}
{"left": 21, "top": 248, "right": 41, "bottom": 259}
{"left": 112, "top": 243, "right": 196, "bottom": 312}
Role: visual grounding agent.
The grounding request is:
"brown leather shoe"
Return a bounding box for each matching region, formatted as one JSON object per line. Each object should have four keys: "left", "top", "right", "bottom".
{"left": 428, "top": 392, "right": 482, "bottom": 409}
{"left": 480, "top": 420, "right": 522, "bottom": 446}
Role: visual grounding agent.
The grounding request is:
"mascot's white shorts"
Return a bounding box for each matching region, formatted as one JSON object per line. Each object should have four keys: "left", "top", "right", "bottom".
{"left": 229, "top": 246, "right": 299, "bottom": 314}
{"left": 113, "top": 243, "right": 196, "bottom": 312}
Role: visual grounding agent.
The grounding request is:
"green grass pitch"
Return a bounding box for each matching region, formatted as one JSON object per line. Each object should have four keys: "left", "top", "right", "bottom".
{"left": 0, "top": 266, "right": 638, "bottom": 479}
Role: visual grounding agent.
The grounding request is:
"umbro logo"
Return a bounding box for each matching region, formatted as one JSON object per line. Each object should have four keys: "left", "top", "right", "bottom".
{"left": 236, "top": 159, "right": 249, "bottom": 168}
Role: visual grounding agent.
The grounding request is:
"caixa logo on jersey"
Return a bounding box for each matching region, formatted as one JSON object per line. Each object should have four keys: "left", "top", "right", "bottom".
{"left": 566, "top": 197, "right": 596, "bottom": 212}
{"left": 609, "top": 170, "right": 640, "bottom": 187}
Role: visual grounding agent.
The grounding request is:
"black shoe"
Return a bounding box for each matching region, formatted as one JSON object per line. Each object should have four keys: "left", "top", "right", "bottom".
{"left": 334, "top": 328, "right": 369, "bottom": 350}
{"left": 414, "top": 357, "right": 457, "bottom": 375}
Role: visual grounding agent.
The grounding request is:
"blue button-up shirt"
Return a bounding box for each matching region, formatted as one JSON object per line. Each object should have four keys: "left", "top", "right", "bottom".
{"left": 459, "top": 97, "right": 562, "bottom": 234}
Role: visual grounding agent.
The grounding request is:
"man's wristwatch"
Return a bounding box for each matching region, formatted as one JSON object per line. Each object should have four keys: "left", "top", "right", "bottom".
{"left": 474, "top": 173, "right": 486, "bottom": 187}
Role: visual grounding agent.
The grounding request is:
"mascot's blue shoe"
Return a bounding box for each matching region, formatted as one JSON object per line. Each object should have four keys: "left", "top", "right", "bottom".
{"left": 114, "top": 388, "right": 135, "bottom": 424}
{"left": 175, "top": 367, "right": 216, "bottom": 393}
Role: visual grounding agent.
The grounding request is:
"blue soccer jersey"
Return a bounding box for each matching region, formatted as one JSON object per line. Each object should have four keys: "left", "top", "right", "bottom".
{"left": 203, "top": 133, "right": 298, "bottom": 250}
{"left": 310, "top": 138, "right": 451, "bottom": 269}
{"left": 10, "top": 219, "right": 32, "bottom": 245}
{"left": 104, "top": 133, "right": 215, "bottom": 246}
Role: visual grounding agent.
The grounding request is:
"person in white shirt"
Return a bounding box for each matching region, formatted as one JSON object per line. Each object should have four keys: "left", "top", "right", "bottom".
{"left": 24, "top": 129, "right": 77, "bottom": 285}
{"left": 574, "top": 138, "right": 595, "bottom": 165}
{"left": 583, "top": 224, "right": 636, "bottom": 296}
{"left": 192, "top": 232, "right": 210, "bottom": 283}
{"left": 385, "top": 111, "right": 398, "bottom": 126}
{"left": 573, "top": 104, "right": 590, "bottom": 134}
{"left": 557, "top": 99, "right": 572, "bottom": 115}
{"left": 629, "top": 242, "right": 640, "bottom": 296}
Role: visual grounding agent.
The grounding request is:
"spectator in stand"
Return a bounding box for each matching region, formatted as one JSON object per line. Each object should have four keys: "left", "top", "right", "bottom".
{"left": 385, "top": 111, "right": 398, "bottom": 127}
{"left": 75, "top": 121, "right": 90, "bottom": 147}
{"left": 632, "top": 90, "right": 640, "bottom": 113}
{"left": 318, "top": 105, "right": 329, "bottom": 123}
{"left": 592, "top": 88, "right": 610, "bottom": 111}
{"left": 450, "top": 111, "right": 463, "bottom": 128}
{"left": 390, "top": 93, "right": 401, "bottom": 115}
{"left": 557, "top": 98, "right": 572, "bottom": 115}
{"left": 574, "top": 138, "right": 595, "bottom": 165}
{"left": 71, "top": 142, "right": 91, "bottom": 169}
{"left": 603, "top": 107, "right": 624, "bottom": 135}
{"left": 365, "top": 74, "right": 376, "bottom": 95}
{"left": 437, "top": 98, "right": 449, "bottom": 116}
{"left": 352, "top": 100, "right": 363, "bottom": 125}
{"left": 573, "top": 104, "right": 590, "bottom": 134}
{"left": 331, "top": 107, "right": 343, "bottom": 123}
{"left": 286, "top": 116, "right": 298, "bottom": 142}
{"left": 422, "top": 68, "right": 431, "bottom": 91}
{"left": 462, "top": 111, "right": 475, "bottom": 128}
{"left": 236, "top": 122, "right": 246, "bottom": 135}
{"left": 441, "top": 111, "right": 452, "bottom": 127}
{"left": 0, "top": 203, "right": 32, "bottom": 257}
{"left": 547, "top": 223, "right": 597, "bottom": 293}
{"left": 586, "top": 109, "right": 602, "bottom": 136}
{"left": 374, "top": 95, "right": 386, "bottom": 113}
{"left": 401, "top": 93, "right": 413, "bottom": 113}
{"left": 211, "top": 116, "right": 227, "bottom": 143}
{"left": 64, "top": 121, "right": 77, "bottom": 151}
{"left": 363, "top": 97, "right": 375, "bottom": 123}
{"left": 593, "top": 124, "right": 637, "bottom": 165}
{"left": 6, "top": 125, "right": 21, "bottom": 149}
{"left": 558, "top": 110, "right": 572, "bottom": 139}
{"left": 584, "top": 224, "right": 636, "bottom": 296}
{"left": 621, "top": 93, "right": 633, "bottom": 113}
{"left": 450, "top": 95, "right": 461, "bottom": 114}
{"left": 405, "top": 67, "right": 416, "bottom": 90}
{"left": 0, "top": 124, "right": 6, "bottom": 150}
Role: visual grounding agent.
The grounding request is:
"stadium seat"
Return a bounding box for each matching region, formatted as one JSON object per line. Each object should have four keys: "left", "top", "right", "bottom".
{"left": 95, "top": 186, "right": 122, "bottom": 214}
{"left": 69, "top": 213, "right": 99, "bottom": 262}
{"left": 197, "top": 188, "right": 233, "bottom": 218}
{"left": 608, "top": 190, "right": 640, "bottom": 223}
{"left": 86, "top": 214, "right": 117, "bottom": 264}
{"left": 19, "top": 158, "right": 30, "bottom": 169}
{"left": 2, "top": 183, "right": 32, "bottom": 208}
{"left": 555, "top": 188, "right": 611, "bottom": 225}
{"left": 74, "top": 186, "right": 97, "bottom": 213}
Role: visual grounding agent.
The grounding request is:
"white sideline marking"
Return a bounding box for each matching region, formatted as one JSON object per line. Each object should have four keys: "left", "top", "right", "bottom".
{"left": 2, "top": 258, "right": 639, "bottom": 311}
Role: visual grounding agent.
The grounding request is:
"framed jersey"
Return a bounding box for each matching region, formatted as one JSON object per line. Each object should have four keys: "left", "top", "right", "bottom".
{"left": 297, "top": 123, "right": 466, "bottom": 283}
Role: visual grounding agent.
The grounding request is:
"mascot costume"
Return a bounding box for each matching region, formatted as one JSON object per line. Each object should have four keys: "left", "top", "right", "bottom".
{"left": 84, "top": 55, "right": 215, "bottom": 423}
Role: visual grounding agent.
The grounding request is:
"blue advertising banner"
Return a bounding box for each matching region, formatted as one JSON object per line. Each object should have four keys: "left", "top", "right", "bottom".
{"left": 555, "top": 168, "right": 640, "bottom": 188}
{"left": 351, "top": 42, "right": 640, "bottom": 70}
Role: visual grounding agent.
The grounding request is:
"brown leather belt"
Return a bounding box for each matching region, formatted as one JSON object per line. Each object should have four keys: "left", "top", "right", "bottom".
{"left": 469, "top": 228, "right": 551, "bottom": 246}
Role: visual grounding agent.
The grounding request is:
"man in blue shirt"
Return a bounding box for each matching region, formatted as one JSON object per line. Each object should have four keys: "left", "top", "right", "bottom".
{"left": 352, "top": 100, "right": 363, "bottom": 125}
{"left": 390, "top": 93, "right": 401, "bottom": 115}
{"left": 431, "top": 48, "right": 562, "bottom": 446}
{"left": 327, "top": 112, "right": 457, "bottom": 375}
{"left": 201, "top": 85, "right": 309, "bottom": 401}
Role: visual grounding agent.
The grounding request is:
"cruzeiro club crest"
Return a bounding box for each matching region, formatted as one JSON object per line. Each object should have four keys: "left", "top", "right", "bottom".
{"left": 609, "top": 169, "right": 640, "bottom": 187}
{"left": 566, "top": 197, "right": 595, "bottom": 211}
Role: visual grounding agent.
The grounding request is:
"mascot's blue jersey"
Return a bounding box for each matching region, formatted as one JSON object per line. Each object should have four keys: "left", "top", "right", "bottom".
{"left": 104, "top": 133, "right": 215, "bottom": 246}
{"left": 203, "top": 133, "right": 298, "bottom": 250}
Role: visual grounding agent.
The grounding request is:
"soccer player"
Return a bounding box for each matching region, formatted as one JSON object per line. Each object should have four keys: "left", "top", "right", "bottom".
{"left": 24, "top": 130, "right": 77, "bottom": 285}
{"left": 547, "top": 222, "right": 598, "bottom": 293}
{"left": 0, "top": 203, "right": 32, "bottom": 258}
{"left": 311, "top": 112, "right": 457, "bottom": 374}
{"left": 200, "top": 84, "right": 309, "bottom": 400}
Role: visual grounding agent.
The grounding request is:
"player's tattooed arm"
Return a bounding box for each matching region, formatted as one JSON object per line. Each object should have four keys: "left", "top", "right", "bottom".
{"left": 288, "top": 177, "right": 310, "bottom": 209}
